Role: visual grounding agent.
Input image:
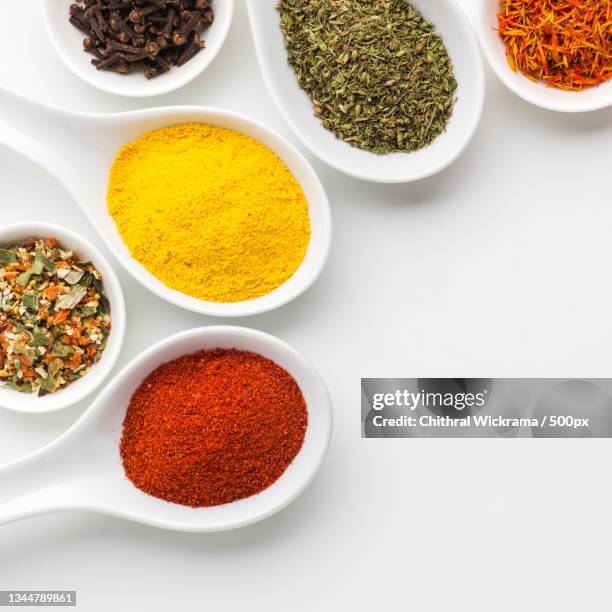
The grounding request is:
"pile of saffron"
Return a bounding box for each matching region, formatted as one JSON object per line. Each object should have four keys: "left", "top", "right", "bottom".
{"left": 498, "top": 0, "right": 612, "bottom": 91}
{"left": 120, "top": 349, "right": 308, "bottom": 508}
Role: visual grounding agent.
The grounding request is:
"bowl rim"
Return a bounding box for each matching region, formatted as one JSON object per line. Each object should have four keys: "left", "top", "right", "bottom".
{"left": 0, "top": 222, "right": 126, "bottom": 413}
{"left": 246, "top": 0, "right": 486, "bottom": 184}
{"left": 42, "top": 0, "right": 235, "bottom": 98}
{"left": 475, "top": 0, "right": 612, "bottom": 113}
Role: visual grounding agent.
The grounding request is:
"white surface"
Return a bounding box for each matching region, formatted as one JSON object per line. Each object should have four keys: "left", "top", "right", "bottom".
{"left": 0, "top": 93, "right": 332, "bottom": 316}
{"left": 247, "top": 0, "right": 485, "bottom": 182}
{"left": 0, "top": 0, "right": 611, "bottom": 610}
{"left": 476, "top": 0, "right": 612, "bottom": 112}
{"left": 44, "top": 0, "right": 235, "bottom": 97}
{"left": 0, "top": 327, "right": 331, "bottom": 531}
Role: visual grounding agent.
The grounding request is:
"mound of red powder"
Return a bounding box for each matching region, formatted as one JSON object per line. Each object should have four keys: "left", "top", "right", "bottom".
{"left": 120, "top": 348, "right": 308, "bottom": 507}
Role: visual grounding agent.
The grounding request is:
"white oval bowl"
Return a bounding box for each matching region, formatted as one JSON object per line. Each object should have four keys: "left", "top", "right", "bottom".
{"left": 93, "top": 109, "right": 333, "bottom": 317}
{"left": 86, "top": 325, "right": 333, "bottom": 531}
{"left": 247, "top": 0, "right": 485, "bottom": 183}
{"left": 43, "top": 0, "right": 234, "bottom": 98}
{"left": 0, "top": 223, "right": 126, "bottom": 413}
{"left": 476, "top": 0, "right": 612, "bottom": 112}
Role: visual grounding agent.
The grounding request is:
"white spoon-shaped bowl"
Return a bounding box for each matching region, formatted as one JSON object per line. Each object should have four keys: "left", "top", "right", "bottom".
{"left": 476, "top": 0, "right": 612, "bottom": 112}
{"left": 44, "top": 0, "right": 234, "bottom": 98}
{"left": 247, "top": 0, "right": 485, "bottom": 183}
{"left": 0, "top": 222, "right": 126, "bottom": 413}
{"left": 0, "top": 87, "right": 331, "bottom": 317}
{"left": 0, "top": 326, "right": 332, "bottom": 532}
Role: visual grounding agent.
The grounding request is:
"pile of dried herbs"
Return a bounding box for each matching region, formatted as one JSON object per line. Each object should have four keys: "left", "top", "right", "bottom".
{"left": 278, "top": 0, "right": 457, "bottom": 154}
{"left": 0, "top": 238, "right": 111, "bottom": 396}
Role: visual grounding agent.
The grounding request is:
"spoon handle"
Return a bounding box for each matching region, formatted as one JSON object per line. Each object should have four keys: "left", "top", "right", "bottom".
{"left": 0, "top": 459, "right": 57, "bottom": 526}
{"left": 0, "top": 87, "right": 81, "bottom": 202}
{"left": 0, "top": 447, "right": 89, "bottom": 526}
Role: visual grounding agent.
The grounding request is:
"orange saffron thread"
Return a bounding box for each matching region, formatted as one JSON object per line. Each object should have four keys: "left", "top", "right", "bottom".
{"left": 497, "top": 0, "right": 612, "bottom": 91}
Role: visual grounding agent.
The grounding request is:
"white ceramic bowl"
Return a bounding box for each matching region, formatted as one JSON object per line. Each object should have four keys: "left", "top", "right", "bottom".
{"left": 43, "top": 0, "right": 234, "bottom": 97}
{"left": 0, "top": 223, "right": 126, "bottom": 413}
{"left": 476, "top": 0, "right": 612, "bottom": 112}
{"left": 0, "top": 326, "right": 332, "bottom": 532}
{"left": 0, "top": 88, "right": 332, "bottom": 317}
{"left": 247, "top": 0, "right": 485, "bottom": 183}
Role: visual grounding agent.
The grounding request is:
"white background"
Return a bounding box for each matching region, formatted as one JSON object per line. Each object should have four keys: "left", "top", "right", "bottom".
{"left": 1, "top": 1, "right": 612, "bottom": 610}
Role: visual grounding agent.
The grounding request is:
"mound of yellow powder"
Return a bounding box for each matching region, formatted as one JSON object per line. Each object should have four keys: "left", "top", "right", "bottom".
{"left": 107, "top": 123, "right": 311, "bottom": 302}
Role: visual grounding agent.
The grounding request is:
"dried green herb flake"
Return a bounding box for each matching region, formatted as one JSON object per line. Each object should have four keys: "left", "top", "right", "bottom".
{"left": 0, "top": 249, "right": 17, "bottom": 265}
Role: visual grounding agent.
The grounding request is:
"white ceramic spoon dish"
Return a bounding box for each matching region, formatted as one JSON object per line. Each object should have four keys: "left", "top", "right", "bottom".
{"left": 247, "top": 0, "right": 485, "bottom": 183}
{"left": 476, "top": 0, "right": 612, "bottom": 113}
{"left": 0, "top": 222, "right": 126, "bottom": 413}
{"left": 0, "top": 326, "right": 332, "bottom": 532}
{"left": 0, "top": 87, "right": 331, "bottom": 317}
{"left": 44, "top": 0, "right": 234, "bottom": 97}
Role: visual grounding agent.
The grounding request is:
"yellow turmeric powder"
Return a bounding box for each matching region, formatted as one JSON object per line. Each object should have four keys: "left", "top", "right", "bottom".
{"left": 107, "top": 123, "right": 311, "bottom": 302}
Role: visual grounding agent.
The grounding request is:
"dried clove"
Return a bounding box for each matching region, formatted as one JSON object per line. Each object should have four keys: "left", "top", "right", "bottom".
{"left": 68, "top": 0, "right": 214, "bottom": 79}
{"left": 177, "top": 31, "right": 205, "bottom": 66}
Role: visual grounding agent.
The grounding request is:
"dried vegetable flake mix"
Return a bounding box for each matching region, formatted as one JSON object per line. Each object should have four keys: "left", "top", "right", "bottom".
{"left": 0, "top": 238, "right": 111, "bottom": 395}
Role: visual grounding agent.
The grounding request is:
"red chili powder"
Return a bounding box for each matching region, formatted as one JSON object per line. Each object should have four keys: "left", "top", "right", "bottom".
{"left": 120, "top": 348, "right": 308, "bottom": 507}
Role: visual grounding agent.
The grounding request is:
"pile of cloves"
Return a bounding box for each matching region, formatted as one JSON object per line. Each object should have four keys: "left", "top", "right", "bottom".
{"left": 68, "top": 0, "right": 214, "bottom": 79}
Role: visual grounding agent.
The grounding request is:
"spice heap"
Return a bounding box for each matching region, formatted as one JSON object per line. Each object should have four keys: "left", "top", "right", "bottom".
{"left": 0, "top": 238, "right": 111, "bottom": 396}
{"left": 120, "top": 349, "right": 308, "bottom": 507}
{"left": 278, "top": 0, "right": 457, "bottom": 154}
{"left": 68, "top": 0, "right": 214, "bottom": 79}
{"left": 107, "top": 123, "right": 311, "bottom": 303}
{"left": 498, "top": 0, "right": 612, "bottom": 91}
